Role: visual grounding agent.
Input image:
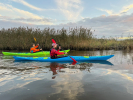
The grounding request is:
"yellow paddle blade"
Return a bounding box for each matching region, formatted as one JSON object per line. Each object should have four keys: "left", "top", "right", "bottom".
{"left": 34, "top": 38, "right": 36, "bottom": 41}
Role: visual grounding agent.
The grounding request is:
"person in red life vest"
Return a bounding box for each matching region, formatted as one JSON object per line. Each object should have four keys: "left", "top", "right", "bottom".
{"left": 30, "top": 43, "right": 42, "bottom": 53}
{"left": 50, "top": 39, "right": 67, "bottom": 59}
{"left": 50, "top": 43, "right": 67, "bottom": 59}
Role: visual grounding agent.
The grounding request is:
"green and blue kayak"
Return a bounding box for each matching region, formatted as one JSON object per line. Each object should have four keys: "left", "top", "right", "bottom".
{"left": 13, "top": 55, "right": 114, "bottom": 62}
{"left": 2, "top": 49, "right": 70, "bottom": 57}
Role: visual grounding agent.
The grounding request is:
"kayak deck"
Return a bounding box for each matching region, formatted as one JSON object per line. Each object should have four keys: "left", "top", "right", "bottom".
{"left": 2, "top": 49, "right": 70, "bottom": 56}
{"left": 13, "top": 55, "right": 114, "bottom": 62}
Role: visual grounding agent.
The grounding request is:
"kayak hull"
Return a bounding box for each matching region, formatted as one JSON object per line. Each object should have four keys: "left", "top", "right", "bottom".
{"left": 2, "top": 50, "right": 70, "bottom": 56}
{"left": 13, "top": 55, "right": 114, "bottom": 62}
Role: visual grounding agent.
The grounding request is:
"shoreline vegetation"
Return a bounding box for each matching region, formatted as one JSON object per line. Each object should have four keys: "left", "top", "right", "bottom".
{"left": 0, "top": 27, "right": 133, "bottom": 51}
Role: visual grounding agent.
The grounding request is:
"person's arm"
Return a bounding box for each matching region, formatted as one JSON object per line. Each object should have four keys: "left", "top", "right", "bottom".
{"left": 34, "top": 45, "right": 39, "bottom": 48}
{"left": 55, "top": 50, "right": 65, "bottom": 55}
{"left": 33, "top": 48, "right": 40, "bottom": 52}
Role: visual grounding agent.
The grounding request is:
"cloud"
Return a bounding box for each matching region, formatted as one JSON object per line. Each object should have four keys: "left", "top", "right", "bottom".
{"left": 77, "top": 14, "right": 133, "bottom": 37}
{"left": 96, "top": 8, "right": 113, "bottom": 15}
{"left": 14, "top": 17, "right": 53, "bottom": 22}
{"left": 55, "top": 0, "right": 83, "bottom": 21}
{"left": 0, "top": 16, "right": 54, "bottom": 23}
{"left": 120, "top": 4, "right": 133, "bottom": 14}
{"left": 97, "top": 3, "right": 133, "bottom": 15}
{"left": 0, "top": 20, "right": 35, "bottom": 29}
{"left": 118, "top": 37, "right": 133, "bottom": 39}
{"left": 48, "top": 14, "right": 133, "bottom": 37}
{"left": 12, "top": 0, "right": 43, "bottom": 11}
{"left": 4, "top": 13, "right": 132, "bottom": 38}
{"left": 1, "top": 1, "right": 133, "bottom": 38}
{"left": 0, "top": 3, "right": 53, "bottom": 25}
{"left": 12, "top": 0, "right": 57, "bottom": 11}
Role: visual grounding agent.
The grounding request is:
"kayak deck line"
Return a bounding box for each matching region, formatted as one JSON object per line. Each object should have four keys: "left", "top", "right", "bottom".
{"left": 13, "top": 55, "right": 114, "bottom": 62}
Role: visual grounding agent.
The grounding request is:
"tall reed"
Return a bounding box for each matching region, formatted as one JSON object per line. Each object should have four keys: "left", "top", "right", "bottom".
{"left": 0, "top": 27, "right": 133, "bottom": 50}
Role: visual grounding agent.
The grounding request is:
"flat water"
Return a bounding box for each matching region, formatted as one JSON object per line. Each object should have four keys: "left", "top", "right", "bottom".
{"left": 0, "top": 50, "right": 133, "bottom": 100}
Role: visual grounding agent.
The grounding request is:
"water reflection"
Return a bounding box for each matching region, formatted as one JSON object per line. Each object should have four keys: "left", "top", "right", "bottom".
{"left": 50, "top": 62, "right": 65, "bottom": 79}
{"left": 0, "top": 60, "right": 113, "bottom": 92}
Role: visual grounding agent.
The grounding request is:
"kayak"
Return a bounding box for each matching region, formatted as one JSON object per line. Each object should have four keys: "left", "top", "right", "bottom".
{"left": 2, "top": 49, "right": 70, "bottom": 56}
{"left": 13, "top": 55, "right": 114, "bottom": 62}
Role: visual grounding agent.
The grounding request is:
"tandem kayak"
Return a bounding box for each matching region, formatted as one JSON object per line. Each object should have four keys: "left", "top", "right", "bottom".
{"left": 2, "top": 49, "right": 70, "bottom": 56}
{"left": 13, "top": 55, "right": 114, "bottom": 62}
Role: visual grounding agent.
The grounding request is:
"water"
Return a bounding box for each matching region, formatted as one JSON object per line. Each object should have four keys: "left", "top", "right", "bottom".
{"left": 0, "top": 50, "right": 133, "bottom": 100}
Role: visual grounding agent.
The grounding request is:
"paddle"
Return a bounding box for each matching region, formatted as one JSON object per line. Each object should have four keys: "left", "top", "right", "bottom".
{"left": 68, "top": 55, "right": 77, "bottom": 63}
{"left": 63, "top": 50, "right": 77, "bottom": 63}
{"left": 34, "top": 37, "right": 36, "bottom": 42}
{"left": 34, "top": 37, "right": 42, "bottom": 50}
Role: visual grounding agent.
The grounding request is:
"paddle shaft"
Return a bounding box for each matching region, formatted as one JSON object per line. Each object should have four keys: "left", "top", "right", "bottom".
{"left": 63, "top": 50, "right": 77, "bottom": 63}
{"left": 34, "top": 38, "right": 42, "bottom": 50}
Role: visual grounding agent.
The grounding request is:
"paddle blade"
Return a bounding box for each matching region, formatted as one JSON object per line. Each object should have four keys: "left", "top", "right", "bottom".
{"left": 69, "top": 56, "right": 77, "bottom": 63}
{"left": 34, "top": 38, "right": 36, "bottom": 42}
{"left": 72, "top": 61, "right": 77, "bottom": 65}
{"left": 52, "top": 39, "right": 56, "bottom": 43}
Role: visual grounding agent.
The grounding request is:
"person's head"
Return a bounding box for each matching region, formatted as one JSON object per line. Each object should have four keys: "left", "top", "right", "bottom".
{"left": 52, "top": 43, "right": 57, "bottom": 48}
{"left": 32, "top": 43, "right": 35, "bottom": 47}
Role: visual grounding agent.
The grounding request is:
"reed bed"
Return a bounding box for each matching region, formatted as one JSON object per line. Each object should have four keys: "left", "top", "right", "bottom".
{"left": 0, "top": 27, "right": 133, "bottom": 50}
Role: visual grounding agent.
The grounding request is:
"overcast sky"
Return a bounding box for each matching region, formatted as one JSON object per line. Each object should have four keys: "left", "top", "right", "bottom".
{"left": 0, "top": 0, "right": 133, "bottom": 37}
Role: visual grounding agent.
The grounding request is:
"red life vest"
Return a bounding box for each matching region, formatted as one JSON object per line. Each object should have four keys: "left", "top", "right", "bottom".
{"left": 50, "top": 48, "right": 64, "bottom": 58}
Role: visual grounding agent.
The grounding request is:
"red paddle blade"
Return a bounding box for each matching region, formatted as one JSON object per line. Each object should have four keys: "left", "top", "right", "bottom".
{"left": 70, "top": 56, "right": 77, "bottom": 63}
{"left": 72, "top": 61, "right": 77, "bottom": 65}
{"left": 52, "top": 39, "right": 56, "bottom": 43}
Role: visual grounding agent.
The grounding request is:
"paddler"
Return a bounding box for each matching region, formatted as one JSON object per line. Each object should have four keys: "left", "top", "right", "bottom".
{"left": 30, "top": 43, "right": 42, "bottom": 53}
{"left": 50, "top": 39, "right": 67, "bottom": 59}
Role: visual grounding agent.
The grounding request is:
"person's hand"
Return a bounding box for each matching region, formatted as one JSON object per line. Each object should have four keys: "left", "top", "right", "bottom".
{"left": 59, "top": 46, "right": 61, "bottom": 49}
{"left": 65, "top": 52, "right": 67, "bottom": 54}
{"left": 40, "top": 48, "right": 42, "bottom": 51}
{"left": 37, "top": 44, "right": 39, "bottom": 46}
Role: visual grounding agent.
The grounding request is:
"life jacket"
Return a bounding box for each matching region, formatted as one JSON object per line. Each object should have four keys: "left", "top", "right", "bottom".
{"left": 50, "top": 48, "right": 64, "bottom": 58}
{"left": 30, "top": 45, "right": 40, "bottom": 53}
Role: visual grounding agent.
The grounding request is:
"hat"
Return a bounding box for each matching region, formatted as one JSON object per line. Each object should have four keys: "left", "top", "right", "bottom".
{"left": 52, "top": 39, "right": 57, "bottom": 46}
